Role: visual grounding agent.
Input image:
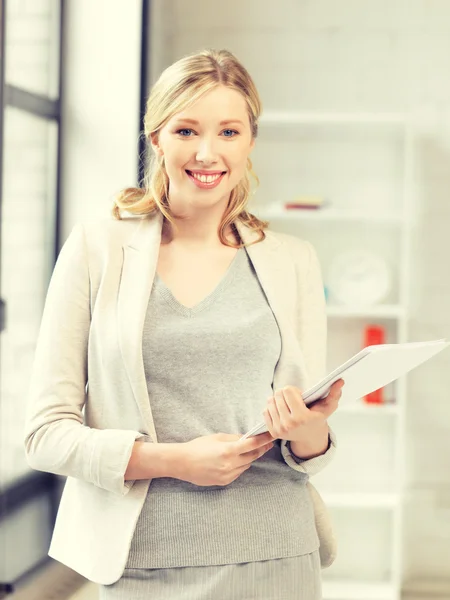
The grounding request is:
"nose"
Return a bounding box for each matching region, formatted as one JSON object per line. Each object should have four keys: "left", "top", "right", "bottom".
{"left": 195, "top": 136, "right": 218, "bottom": 165}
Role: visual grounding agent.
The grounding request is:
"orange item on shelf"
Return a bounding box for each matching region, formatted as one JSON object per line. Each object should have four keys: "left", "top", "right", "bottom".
{"left": 363, "top": 325, "right": 386, "bottom": 404}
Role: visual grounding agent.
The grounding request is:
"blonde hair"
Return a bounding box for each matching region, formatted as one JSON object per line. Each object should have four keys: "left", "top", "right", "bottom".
{"left": 111, "top": 48, "right": 269, "bottom": 247}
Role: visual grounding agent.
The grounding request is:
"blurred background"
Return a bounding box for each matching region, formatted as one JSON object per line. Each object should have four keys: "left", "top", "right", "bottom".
{"left": 1, "top": 1, "right": 450, "bottom": 598}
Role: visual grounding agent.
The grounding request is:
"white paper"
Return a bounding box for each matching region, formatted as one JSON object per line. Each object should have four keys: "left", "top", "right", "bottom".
{"left": 241, "top": 339, "right": 450, "bottom": 440}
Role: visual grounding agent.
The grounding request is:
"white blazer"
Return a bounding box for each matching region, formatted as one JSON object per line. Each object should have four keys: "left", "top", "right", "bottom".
{"left": 23, "top": 211, "right": 336, "bottom": 585}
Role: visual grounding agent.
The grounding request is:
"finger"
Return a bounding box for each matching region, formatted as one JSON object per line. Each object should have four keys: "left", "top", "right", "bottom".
{"left": 313, "top": 379, "right": 344, "bottom": 405}
{"left": 310, "top": 384, "right": 342, "bottom": 416}
{"left": 238, "top": 441, "right": 274, "bottom": 465}
{"left": 262, "top": 405, "right": 276, "bottom": 439}
{"left": 330, "top": 379, "right": 345, "bottom": 394}
{"left": 319, "top": 392, "right": 341, "bottom": 409}
{"left": 235, "top": 431, "right": 274, "bottom": 454}
{"left": 279, "top": 386, "right": 308, "bottom": 419}
{"left": 254, "top": 431, "right": 276, "bottom": 442}
{"left": 266, "top": 396, "right": 282, "bottom": 433}
{"left": 214, "top": 433, "right": 242, "bottom": 442}
{"left": 273, "top": 389, "right": 297, "bottom": 431}
{"left": 325, "top": 379, "right": 344, "bottom": 403}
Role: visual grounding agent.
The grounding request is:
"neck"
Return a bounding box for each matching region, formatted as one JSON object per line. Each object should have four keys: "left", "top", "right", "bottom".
{"left": 161, "top": 213, "right": 240, "bottom": 249}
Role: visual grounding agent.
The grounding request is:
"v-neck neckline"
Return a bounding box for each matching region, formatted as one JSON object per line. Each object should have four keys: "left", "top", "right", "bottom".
{"left": 154, "top": 247, "right": 244, "bottom": 317}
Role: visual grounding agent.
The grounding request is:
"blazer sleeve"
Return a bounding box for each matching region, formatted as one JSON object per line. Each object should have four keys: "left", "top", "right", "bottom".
{"left": 23, "top": 223, "right": 146, "bottom": 496}
{"left": 280, "top": 239, "right": 337, "bottom": 475}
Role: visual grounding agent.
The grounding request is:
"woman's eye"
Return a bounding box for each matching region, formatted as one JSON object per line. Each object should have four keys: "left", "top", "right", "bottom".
{"left": 176, "top": 128, "right": 194, "bottom": 137}
{"left": 222, "top": 129, "right": 238, "bottom": 137}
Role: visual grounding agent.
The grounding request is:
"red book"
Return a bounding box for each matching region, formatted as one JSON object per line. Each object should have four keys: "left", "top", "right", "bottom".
{"left": 363, "top": 325, "right": 385, "bottom": 404}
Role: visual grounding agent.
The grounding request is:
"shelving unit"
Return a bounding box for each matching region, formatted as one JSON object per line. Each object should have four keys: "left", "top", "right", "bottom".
{"left": 253, "top": 111, "right": 414, "bottom": 600}
{"left": 326, "top": 304, "right": 406, "bottom": 319}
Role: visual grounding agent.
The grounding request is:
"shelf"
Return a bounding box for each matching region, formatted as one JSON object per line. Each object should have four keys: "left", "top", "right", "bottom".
{"left": 326, "top": 304, "right": 406, "bottom": 319}
{"left": 259, "top": 111, "right": 409, "bottom": 126}
{"left": 337, "top": 401, "right": 399, "bottom": 415}
{"left": 322, "top": 580, "right": 396, "bottom": 600}
{"left": 322, "top": 491, "right": 399, "bottom": 509}
{"left": 257, "top": 205, "right": 403, "bottom": 224}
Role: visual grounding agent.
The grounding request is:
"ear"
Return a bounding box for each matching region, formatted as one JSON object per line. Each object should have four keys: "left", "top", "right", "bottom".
{"left": 249, "top": 137, "right": 256, "bottom": 153}
{"left": 150, "top": 131, "right": 163, "bottom": 157}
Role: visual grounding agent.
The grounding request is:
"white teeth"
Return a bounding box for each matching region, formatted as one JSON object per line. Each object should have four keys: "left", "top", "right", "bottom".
{"left": 190, "top": 172, "right": 222, "bottom": 183}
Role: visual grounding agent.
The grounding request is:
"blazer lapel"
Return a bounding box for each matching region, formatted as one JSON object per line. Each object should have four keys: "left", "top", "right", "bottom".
{"left": 117, "top": 213, "right": 164, "bottom": 441}
{"left": 117, "top": 213, "right": 309, "bottom": 441}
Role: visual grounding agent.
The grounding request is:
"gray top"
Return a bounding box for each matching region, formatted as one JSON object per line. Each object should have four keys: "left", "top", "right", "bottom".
{"left": 125, "top": 246, "right": 319, "bottom": 569}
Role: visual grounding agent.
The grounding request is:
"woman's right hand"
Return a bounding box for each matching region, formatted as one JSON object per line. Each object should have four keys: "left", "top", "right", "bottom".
{"left": 179, "top": 432, "right": 275, "bottom": 487}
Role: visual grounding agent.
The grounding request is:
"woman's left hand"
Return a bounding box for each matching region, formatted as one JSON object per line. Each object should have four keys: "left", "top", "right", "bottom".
{"left": 262, "top": 379, "right": 344, "bottom": 443}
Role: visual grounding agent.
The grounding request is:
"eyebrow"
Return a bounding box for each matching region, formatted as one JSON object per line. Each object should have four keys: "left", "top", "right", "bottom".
{"left": 172, "top": 118, "right": 245, "bottom": 126}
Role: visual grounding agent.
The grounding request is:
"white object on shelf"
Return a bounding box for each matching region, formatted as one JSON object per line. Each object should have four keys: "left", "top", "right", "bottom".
{"left": 322, "top": 580, "right": 396, "bottom": 600}
{"left": 327, "top": 251, "right": 392, "bottom": 307}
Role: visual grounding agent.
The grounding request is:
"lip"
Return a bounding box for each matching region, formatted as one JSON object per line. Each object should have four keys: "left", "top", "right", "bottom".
{"left": 187, "top": 170, "right": 225, "bottom": 175}
{"left": 185, "top": 169, "right": 226, "bottom": 190}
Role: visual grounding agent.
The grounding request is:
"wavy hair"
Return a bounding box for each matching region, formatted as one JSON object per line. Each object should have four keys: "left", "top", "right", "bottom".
{"left": 111, "top": 48, "right": 269, "bottom": 247}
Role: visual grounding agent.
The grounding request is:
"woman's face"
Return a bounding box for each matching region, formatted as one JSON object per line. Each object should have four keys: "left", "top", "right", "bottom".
{"left": 152, "top": 85, "right": 255, "bottom": 216}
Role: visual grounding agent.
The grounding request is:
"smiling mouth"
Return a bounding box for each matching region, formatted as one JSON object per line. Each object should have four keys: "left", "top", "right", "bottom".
{"left": 185, "top": 170, "right": 226, "bottom": 183}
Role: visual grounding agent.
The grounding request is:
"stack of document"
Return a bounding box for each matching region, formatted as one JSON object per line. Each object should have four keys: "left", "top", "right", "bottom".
{"left": 242, "top": 339, "right": 449, "bottom": 440}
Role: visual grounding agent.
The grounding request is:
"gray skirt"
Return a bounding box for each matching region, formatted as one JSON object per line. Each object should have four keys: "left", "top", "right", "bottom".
{"left": 98, "top": 551, "right": 322, "bottom": 600}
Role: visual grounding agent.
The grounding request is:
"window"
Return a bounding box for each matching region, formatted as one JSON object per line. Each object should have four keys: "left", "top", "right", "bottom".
{"left": 0, "top": 0, "right": 63, "bottom": 588}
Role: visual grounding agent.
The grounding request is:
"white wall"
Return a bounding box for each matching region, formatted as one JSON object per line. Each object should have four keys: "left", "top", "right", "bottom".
{"left": 60, "top": 0, "right": 143, "bottom": 239}
{"left": 148, "top": 0, "right": 450, "bottom": 590}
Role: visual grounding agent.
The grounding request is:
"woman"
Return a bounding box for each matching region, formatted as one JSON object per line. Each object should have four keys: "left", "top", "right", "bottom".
{"left": 24, "top": 49, "right": 343, "bottom": 599}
